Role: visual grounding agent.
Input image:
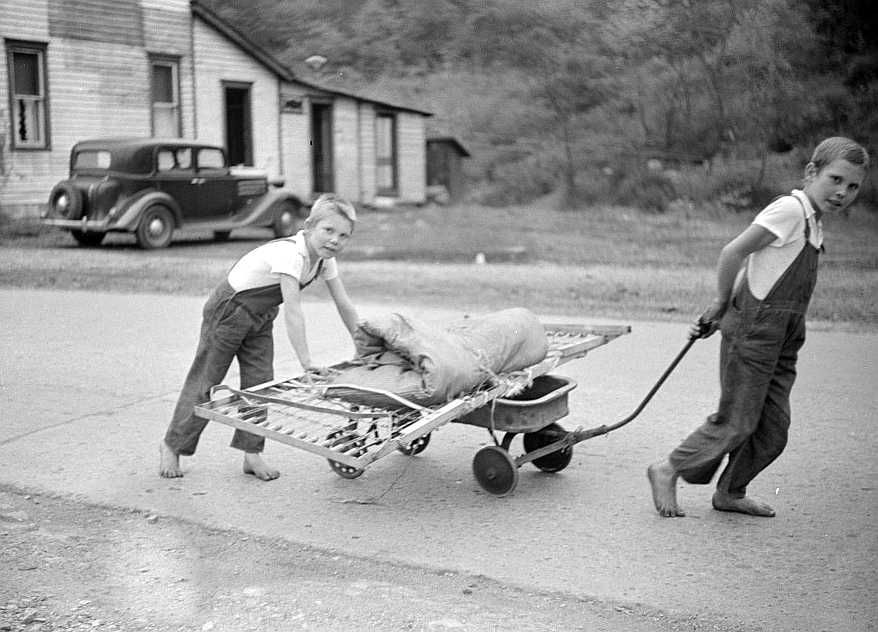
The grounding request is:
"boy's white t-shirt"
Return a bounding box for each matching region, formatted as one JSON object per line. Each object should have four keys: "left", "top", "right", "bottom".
{"left": 742, "top": 189, "right": 822, "bottom": 300}
{"left": 227, "top": 231, "right": 338, "bottom": 292}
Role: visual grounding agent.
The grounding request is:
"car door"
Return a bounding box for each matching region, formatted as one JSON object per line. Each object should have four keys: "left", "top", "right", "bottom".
{"left": 152, "top": 146, "right": 200, "bottom": 218}
{"left": 193, "top": 146, "right": 236, "bottom": 219}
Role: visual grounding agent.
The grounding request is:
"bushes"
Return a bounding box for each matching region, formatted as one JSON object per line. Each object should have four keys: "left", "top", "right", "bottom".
{"left": 610, "top": 169, "right": 677, "bottom": 213}
{"left": 470, "top": 154, "right": 558, "bottom": 206}
{"left": 468, "top": 147, "right": 877, "bottom": 215}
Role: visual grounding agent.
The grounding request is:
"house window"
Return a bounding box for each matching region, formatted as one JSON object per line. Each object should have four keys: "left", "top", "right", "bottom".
{"left": 150, "top": 56, "right": 180, "bottom": 137}
{"left": 6, "top": 41, "right": 49, "bottom": 149}
{"left": 375, "top": 112, "right": 397, "bottom": 194}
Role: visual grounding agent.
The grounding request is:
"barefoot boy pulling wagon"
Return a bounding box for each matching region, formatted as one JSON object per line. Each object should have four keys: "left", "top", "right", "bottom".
{"left": 648, "top": 136, "right": 870, "bottom": 518}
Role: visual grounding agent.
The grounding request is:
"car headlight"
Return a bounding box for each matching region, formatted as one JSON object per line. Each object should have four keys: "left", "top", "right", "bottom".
{"left": 53, "top": 192, "right": 70, "bottom": 214}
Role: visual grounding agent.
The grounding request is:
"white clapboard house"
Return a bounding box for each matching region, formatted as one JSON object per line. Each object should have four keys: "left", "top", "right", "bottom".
{"left": 0, "top": 0, "right": 432, "bottom": 218}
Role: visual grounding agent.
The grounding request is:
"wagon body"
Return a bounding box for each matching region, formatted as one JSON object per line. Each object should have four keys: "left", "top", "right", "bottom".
{"left": 456, "top": 374, "right": 576, "bottom": 433}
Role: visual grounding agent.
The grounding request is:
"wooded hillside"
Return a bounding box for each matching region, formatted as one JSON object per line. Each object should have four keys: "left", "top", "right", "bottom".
{"left": 205, "top": 0, "right": 877, "bottom": 211}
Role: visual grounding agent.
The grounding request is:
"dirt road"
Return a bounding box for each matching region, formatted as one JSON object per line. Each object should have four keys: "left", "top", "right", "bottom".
{"left": 1, "top": 288, "right": 876, "bottom": 632}
{"left": 1, "top": 486, "right": 721, "bottom": 632}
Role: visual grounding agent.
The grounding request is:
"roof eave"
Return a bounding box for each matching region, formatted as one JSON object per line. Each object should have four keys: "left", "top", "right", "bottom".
{"left": 190, "top": 0, "right": 294, "bottom": 82}
{"left": 189, "top": 0, "right": 432, "bottom": 117}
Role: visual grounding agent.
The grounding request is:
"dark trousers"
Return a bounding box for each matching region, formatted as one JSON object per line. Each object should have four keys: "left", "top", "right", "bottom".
{"left": 669, "top": 294, "right": 805, "bottom": 497}
{"left": 164, "top": 282, "right": 276, "bottom": 455}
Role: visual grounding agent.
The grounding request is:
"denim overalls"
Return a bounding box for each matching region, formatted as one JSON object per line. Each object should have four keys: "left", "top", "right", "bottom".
{"left": 670, "top": 198, "right": 819, "bottom": 497}
{"left": 164, "top": 241, "right": 323, "bottom": 456}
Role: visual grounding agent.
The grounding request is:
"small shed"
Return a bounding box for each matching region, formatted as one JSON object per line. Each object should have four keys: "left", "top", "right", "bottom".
{"left": 426, "top": 135, "right": 470, "bottom": 203}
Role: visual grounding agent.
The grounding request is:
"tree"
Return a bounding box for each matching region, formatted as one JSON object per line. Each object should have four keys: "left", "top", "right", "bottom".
{"left": 528, "top": 52, "right": 614, "bottom": 204}
{"left": 617, "top": 0, "right": 766, "bottom": 155}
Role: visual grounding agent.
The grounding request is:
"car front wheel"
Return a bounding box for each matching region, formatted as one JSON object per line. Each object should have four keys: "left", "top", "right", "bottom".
{"left": 136, "top": 205, "right": 174, "bottom": 249}
{"left": 272, "top": 201, "right": 302, "bottom": 238}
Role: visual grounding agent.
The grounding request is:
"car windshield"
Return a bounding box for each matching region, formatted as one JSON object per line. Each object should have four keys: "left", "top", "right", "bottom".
{"left": 73, "top": 150, "right": 112, "bottom": 170}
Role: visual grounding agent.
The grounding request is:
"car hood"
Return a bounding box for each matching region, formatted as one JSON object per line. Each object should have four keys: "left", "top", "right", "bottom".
{"left": 229, "top": 166, "right": 268, "bottom": 178}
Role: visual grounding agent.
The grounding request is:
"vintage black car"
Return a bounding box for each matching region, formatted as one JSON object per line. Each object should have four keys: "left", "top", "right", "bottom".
{"left": 42, "top": 138, "right": 306, "bottom": 248}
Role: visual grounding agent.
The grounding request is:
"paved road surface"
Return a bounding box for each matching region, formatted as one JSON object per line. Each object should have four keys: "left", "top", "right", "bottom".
{"left": 1, "top": 288, "right": 876, "bottom": 631}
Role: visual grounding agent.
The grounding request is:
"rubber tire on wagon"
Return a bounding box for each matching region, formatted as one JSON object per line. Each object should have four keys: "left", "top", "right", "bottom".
{"left": 472, "top": 445, "right": 519, "bottom": 496}
{"left": 136, "top": 205, "right": 175, "bottom": 249}
{"left": 397, "top": 432, "right": 431, "bottom": 456}
{"left": 326, "top": 427, "right": 366, "bottom": 479}
{"left": 522, "top": 422, "right": 574, "bottom": 473}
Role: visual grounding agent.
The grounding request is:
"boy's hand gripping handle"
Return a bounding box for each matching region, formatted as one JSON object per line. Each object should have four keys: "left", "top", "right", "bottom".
{"left": 691, "top": 316, "right": 717, "bottom": 340}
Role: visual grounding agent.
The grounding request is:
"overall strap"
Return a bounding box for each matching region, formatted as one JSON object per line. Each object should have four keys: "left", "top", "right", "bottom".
{"left": 299, "top": 258, "right": 324, "bottom": 290}
{"left": 264, "top": 233, "right": 325, "bottom": 290}
{"left": 789, "top": 194, "right": 823, "bottom": 253}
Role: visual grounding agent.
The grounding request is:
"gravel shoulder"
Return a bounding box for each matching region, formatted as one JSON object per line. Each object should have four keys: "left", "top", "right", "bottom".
{"left": 0, "top": 486, "right": 732, "bottom": 632}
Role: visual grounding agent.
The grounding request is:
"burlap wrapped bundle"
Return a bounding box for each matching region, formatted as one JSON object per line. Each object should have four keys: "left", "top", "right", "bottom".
{"left": 326, "top": 308, "right": 547, "bottom": 408}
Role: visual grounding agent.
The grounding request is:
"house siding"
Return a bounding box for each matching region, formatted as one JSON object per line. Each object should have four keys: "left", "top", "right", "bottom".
{"left": 331, "top": 96, "right": 359, "bottom": 202}
{"left": 0, "top": 0, "right": 51, "bottom": 214}
{"left": 396, "top": 111, "right": 425, "bottom": 204}
{"left": 1, "top": 0, "right": 430, "bottom": 218}
{"left": 358, "top": 104, "right": 376, "bottom": 202}
{"left": 192, "top": 17, "right": 281, "bottom": 176}
{"left": 0, "top": 0, "right": 194, "bottom": 217}
{"left": 143, "top": 2, "right": 193, "bottom": 138}
{"left": 48, "top": 0, "right": 144, "bottom": 46}
{"left": 279, "top": 85, "right": 312, "bottom": 200}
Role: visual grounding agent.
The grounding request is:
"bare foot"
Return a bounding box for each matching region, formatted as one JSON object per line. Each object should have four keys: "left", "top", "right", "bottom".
{"left": 712, "top": 491, "right": 775, "bottom": 517}
{"left": 647, "top": 460, "right": 685, "bottom": 517}
{"left": 243, "top": 453, "right": 280, "bottom": 481}
{"left": 159, "top": 441, "right": 183, "bottom": 478}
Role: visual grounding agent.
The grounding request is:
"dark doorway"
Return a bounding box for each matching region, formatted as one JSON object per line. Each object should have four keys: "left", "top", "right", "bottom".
{"left": 311, "top": 102, "right": 333, "bottom": 193}
{"left": 224, "top": 84, "right": 252, "bottom": 166}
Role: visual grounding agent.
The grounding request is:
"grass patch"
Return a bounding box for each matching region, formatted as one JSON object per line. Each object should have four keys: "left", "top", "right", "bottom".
{"left": 2, "top": 201, "right": 876, "bottom": 330}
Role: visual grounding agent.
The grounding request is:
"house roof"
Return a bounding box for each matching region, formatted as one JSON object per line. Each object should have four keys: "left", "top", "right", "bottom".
{"left": 427, "top": 136, "right": 471, "bottom": 157}
{"left": 296, "top": 79, "right": 433, "bottom": 117}
{"left": 189, "top": 0, "right": 432, "bottom": 117}
{"left": 190, "top": 0, "right": 294, "bottom": 82}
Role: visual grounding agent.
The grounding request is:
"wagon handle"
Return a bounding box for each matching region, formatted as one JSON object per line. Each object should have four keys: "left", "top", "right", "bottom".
{"left": 598, "top": 335, "right": 699, "bottom": 435}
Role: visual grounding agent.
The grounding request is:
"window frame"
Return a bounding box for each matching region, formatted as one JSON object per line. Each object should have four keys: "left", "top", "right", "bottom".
{"left": 149, "top": 54, "right": 181, "bottom": 138}
{"left": 375, "top": 111, "right": 398, "bottom": 196}
{"left": 5, "top": 39, "right": 50, "bottom": 150}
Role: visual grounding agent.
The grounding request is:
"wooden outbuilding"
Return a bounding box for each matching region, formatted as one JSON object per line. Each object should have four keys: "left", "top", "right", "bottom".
{"left": 426, "top": 135, "right": 470, "bottom": 204}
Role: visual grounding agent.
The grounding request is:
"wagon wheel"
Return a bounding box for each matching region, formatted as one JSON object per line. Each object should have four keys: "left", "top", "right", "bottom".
{"left": 328, "top": 457, "right": 365, "bottom": 479}
{"left": 326, "top": 427, "right": 366, "bottom": 479}
{"left": 472, "top": 445, "right": 519, "bottom": 496}
{"left": 522, "top": 423, "right": 573, "bottom": 473}
{"left": 397, "top": 432, "right": 431, "bottom": 456}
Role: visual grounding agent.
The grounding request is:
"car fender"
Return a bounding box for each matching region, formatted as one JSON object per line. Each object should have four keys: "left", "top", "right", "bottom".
{"left": 235, "top": 189, "right": 305, "bottom": 224}
{"left": 112, "top": 191, "right": 182, "bottom": 230}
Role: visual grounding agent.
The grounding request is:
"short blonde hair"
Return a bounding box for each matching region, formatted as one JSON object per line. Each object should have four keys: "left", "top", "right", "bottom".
{"left": 810, "top": 137, "right": 870, "bottom": 171}
{"left": 305, "top": 193, "right": 357, "bottom": 230}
